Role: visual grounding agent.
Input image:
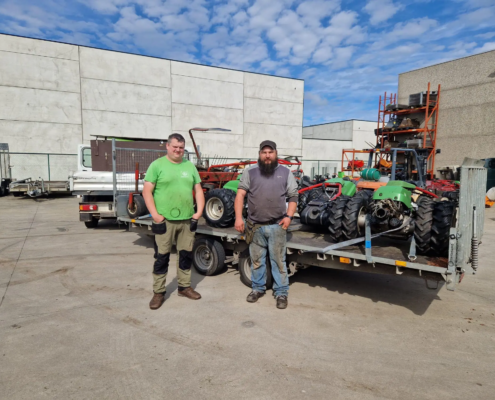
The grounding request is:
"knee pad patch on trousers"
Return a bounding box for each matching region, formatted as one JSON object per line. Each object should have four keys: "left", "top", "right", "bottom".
{"left": 153, "top": 253, "right": 170, "bottom": 275}
{"left": 178, "top": 250, "right": 192, "bottom": 271}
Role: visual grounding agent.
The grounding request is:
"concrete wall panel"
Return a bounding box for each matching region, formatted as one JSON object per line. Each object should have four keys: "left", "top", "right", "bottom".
{"left": 0, "top": 51, "right": 80, "bottom": 92}
{"left": 172, "top": 75, "right": 243, "bottom": 109}
{"left": 9, "top": 154, "right": 77, "bottom": 181}
{"left": 244, "top": 98, "right": 303, "bottom": 126}
{"left": 244, "top": 73, "right": 304, "bottom": 103}
{"left": 82, "top": 110, "right": 171, "bottom": 141}
{"left": 303, "top": 121, "right": 354, "bottom": 140}
{"left": 398, "top": 50, "right": 495, "bottom": 96}
{"left": 243, "top": 123, "right": 302, "bottom": 155}
{"left": 302, "top": 139, "right": 350, "bottom": 161}
{"left": 172, "top": 104, "right": 243, "bottom": 135}
{"left": 0, "top": 121, "right": 81, "bottom": 153}
{"left": 80, "top": 47, "right": 171, "bottom": 88}
{"left": 171, "top": 61, "right": 243, "bottom": 83}
{"left": 0, "top": 87, "right": 81, "bottom": 124}
{"left": 81, "top": 79, "right": 171, "bottom": 116}
{"left": 0, "top": 35, "right": 78, "bottom": 60}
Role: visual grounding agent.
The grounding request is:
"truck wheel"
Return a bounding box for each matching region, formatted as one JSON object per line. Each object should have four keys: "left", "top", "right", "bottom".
{"left": 238, "top": 250, "right": 273, "bottom": 290}
{"left": 192, "top": 238, "right": 226, "bottom": 275}
{"left": 327, "top": 196, "right": 351, "bottom": 242}
{"left": 12, "top": 192, "right": 22, "bottom": 197}
{"left": 204, "top": 188, "right": 236, "bottom": 228}
{"left": 431, "top": 201, "right": 455, "bottom": 257}
{"left": 414, "top": 196, "right": 435, "bottom": 254}
{"left": 84, "top": 218, "right": 98, "bottom": 228}
{"left": 0, "top": 186, "right": 5, "bottom": 197}
{"left": 127, "top": 194, "right": 149, "bottom": 218}
{"left": 342, "top": 191, "right": 371, "bottom": 240}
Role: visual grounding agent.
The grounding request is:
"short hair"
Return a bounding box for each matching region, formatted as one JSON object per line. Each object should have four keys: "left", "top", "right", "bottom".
{"left": 168, "top": 133, "right": 185, "bottom": 144}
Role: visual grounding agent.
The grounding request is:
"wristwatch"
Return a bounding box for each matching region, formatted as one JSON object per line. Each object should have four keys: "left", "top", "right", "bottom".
{"left": 283, "top": 213, "right": 293, "bottom": 221}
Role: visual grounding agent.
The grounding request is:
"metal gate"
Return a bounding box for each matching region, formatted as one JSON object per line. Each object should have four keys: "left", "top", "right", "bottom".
{"left": 446, "top": 157, "right": 487, "bottom": 290}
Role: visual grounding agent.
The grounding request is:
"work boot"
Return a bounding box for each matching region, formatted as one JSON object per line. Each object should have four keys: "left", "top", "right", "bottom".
{"left": 276, "top": 295, "right": 288, "bottom": 309}
{"left": 178, "top": 287, "right": 201, "bottom": 300}
{"left": 246, "top": 291, "right": 264, "bottom": 303}
{"left": 149, "top": 292, "right": 165, "bottom": 310}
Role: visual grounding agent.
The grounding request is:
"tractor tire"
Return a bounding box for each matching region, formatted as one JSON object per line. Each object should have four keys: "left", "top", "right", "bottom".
{"left": 127, "top": 194, "right": 149, "bottom": 218}
{"left": 192, "top": 238, "right": 226, "bottom": 276}
{"left": 308, "top": 188, "right": 324, "bottom": 202}
{"left": 204, "top": 188, "right": 236, "bottom": 228}
{"left": 238, "top": 250, "right": 273, "bottom": 290}
{"left": 431, "top": 201, "right": 455, "bottom": 257}
{"left": 327, "top": 195, "right": 351, "bottom": 242}
{"left": 342, "top": 191, "right": 372, "bottom": 240}
{"left": 297, "top": 191, "right": 310, "bottom": 215}
{"left": 414, "top": 196, "right": 435, "bottom": 254}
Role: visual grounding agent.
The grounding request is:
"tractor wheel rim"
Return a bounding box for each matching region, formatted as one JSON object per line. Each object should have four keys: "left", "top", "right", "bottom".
{"left": 195, "top": 245, "right": 213, "bottom": 270}
{"left": 206, "top": 198, "right": 224, "bottom": 220}
{"left": 357, "top": 207, "right": 367, "bottom": 235}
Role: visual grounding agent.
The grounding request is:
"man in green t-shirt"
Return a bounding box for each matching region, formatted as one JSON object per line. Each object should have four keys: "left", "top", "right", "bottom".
{"left": 143, "top": 133, "right": 205, "bottom": 310}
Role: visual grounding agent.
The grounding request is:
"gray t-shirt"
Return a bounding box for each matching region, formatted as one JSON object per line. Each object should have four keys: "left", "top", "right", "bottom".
{"left": 238, "top": 164, "right": 299, "bottom": 223}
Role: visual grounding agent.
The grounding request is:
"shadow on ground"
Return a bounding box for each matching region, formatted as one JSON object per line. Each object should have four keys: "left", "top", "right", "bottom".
{"left": 290, "top": 267, "right": 442, "bottom": 316}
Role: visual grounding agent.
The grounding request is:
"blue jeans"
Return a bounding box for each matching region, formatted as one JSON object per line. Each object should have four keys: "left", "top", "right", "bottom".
{"left": 249, "top": 223, "right": 289, "bottom": 297}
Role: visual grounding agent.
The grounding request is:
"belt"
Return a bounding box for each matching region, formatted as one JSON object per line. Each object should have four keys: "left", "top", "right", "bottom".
{"left": 252, "top": 216, "right": 284, "bottom": 225}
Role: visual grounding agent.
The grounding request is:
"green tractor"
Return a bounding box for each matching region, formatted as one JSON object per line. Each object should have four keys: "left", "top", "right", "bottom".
{"left": 343, "top": 148, "right": 454, "bottom": 256}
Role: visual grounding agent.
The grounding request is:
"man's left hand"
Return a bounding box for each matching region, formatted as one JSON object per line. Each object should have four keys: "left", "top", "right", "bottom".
{"left": 279, "top": 217, "right": 291, "bottom": 230}
{"left": 192, "top": 212, "right": 202, "bottom": 220}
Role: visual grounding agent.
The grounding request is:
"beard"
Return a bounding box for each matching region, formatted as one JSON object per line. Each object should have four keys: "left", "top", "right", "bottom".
{"left": 258, "top": 157, "right": 278, "bottom": 177}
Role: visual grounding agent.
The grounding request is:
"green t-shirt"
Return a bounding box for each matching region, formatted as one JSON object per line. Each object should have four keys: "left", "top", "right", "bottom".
{"left": 144, "top": 157, "right": 201, "bottom": 220}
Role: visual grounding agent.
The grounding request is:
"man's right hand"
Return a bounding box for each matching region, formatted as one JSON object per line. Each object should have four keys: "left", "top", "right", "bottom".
{"left": 235, "top": 218, "right": 245, "bottom": 233}
{"left": 152, "top": 214, "right": 165, "bottom": 223}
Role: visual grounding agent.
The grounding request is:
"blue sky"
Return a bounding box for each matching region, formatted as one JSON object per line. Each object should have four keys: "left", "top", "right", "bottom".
{"left": 1, "top": 0, "right": 494, "bottom": 126}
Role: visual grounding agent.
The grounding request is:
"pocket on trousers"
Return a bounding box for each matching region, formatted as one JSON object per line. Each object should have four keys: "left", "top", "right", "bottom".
{"left": 152, "top": 220, "right": 167, "bottom": 235}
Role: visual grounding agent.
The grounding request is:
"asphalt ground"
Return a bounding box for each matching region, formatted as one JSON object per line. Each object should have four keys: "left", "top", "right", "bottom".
{"left": 1, "top": 195, "right": 494, "bottom": 399}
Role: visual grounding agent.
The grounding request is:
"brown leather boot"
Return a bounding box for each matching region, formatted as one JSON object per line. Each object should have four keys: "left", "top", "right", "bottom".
{"left": 178, "top": 287, "right": 201, "bottom": 300}
{"left": 149, "top": 292, "right": 165, "bottom": 310}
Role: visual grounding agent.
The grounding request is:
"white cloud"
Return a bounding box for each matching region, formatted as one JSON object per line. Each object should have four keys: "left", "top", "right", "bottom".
{"left": 476, "top": 31, "right": 495, "bottom": 39}
{"left": 332, "top": 46, "right": 355, "bottom": 69}
{"left": 473, "top": 42, "right": 495, "bottom": 54}
{"left": 363, "top": 0, "right": 401, "bottom": 26}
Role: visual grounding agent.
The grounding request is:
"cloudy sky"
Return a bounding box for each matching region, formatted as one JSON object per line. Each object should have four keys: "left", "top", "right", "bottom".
{"left": 1, "top": 0, "right": 494, "bottom": 126}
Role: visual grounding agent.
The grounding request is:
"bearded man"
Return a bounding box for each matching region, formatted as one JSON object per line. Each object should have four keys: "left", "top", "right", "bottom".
{"left": 234, "top": 140, "right": 298, "bottom": 309}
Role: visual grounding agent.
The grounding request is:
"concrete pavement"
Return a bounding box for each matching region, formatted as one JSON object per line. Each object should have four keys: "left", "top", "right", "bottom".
{"left": 1, "top": 196, "right": 494, "bottom": 399}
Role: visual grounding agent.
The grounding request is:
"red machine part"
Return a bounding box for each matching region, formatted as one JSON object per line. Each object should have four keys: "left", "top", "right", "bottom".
{"left": 298, "top": 182, "right": 342, "bottom": 200}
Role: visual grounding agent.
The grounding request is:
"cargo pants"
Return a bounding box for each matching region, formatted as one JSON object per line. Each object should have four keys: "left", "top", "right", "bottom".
{"left": 152, "top": 219, "right": 195, "bottom": 294}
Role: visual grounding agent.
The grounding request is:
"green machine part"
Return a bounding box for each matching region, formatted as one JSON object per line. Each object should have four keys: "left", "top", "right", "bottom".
{"left": 325, "top": 177, "right": 357, "bottom": 197}
{"left": 222, "top": 174, "right": 241, "bottom": 193}
{"left": 372, "top": 181, "right": 415, "bottom": 209}
{"left": 361, "top": 168, "right": 380, "bottom": 181}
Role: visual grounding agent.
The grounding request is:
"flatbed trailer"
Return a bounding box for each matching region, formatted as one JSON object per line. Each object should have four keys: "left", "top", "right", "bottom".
{"left": 9, "top": 178, "right": 71, "bottom": 197}
{"left": 115, "top": 157, "right": 487, "bottom": 292}
{"left": 119, "top": 215, "right": 451, "bottom": 287}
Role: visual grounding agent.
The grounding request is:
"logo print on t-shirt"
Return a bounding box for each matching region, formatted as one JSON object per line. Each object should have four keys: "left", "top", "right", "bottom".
{"left": 181, "top": 171, "right": 188, "bottom": 178}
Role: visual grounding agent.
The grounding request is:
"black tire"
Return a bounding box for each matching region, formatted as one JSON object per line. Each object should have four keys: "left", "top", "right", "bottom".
{"left": 204, "top": 188, "right": 236, "bottom": 228}
{"left": 414, "top": 196, "right": 435, "bottom": 254}
{"left": 192, "top": 238, "right": 226, "bottom": 275}
{"left": 431, "top": 201, "right": 455, "bottom": 257}
{"left": 297, "top": 191, "right": 310, "bottom": 214}
{"left": 342, "top": 191, "right": 372, "bottom": 240}
{"left": 0, "top": 186, "right": 5, "bottom": 197}
{"left": 12, "top": 192, "right": 22, "bottom": 197}
{"left": 328, "top": 195, "right": 351, "bottom": 242}
{"left": 127, "top": 194, "right": 149, "bottom": 218}
{"left": 308, "top": 188, "right": 324, "bottom": 202}
{"left": 84, "top": 218, "right": 98, "bottom": 228}
{"left": 238, "top": 250, "right": 273, "bottom": 289}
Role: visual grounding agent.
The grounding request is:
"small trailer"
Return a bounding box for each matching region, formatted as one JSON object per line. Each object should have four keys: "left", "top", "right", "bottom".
{"left": 115, "top": 158, "right": 486, "bottom": 291}
{"left": 9, "top": 178, "right": 71, "bottom": 197}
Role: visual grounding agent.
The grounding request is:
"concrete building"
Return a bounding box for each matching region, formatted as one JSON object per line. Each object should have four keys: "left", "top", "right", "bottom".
{"left": 301, "top": 120, "right": 376, "bottom": 177}
{"left": 398, "top": 50, "right": 495, "bottom": 170}
{"left": 0, "top": 34, "right": 304, "bottom": 180}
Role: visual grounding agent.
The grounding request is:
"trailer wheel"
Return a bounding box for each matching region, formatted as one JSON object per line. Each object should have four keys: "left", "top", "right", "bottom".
{"left": 414, "top": 196, "right": 435, "bottom": 254}
{"left": 238, "top": 250, "right": 273, "bottom": 290}
{"left": 127, "top": 194, "right": 149, "bottom": 218}
{"left": 84, "top": 218, "right": 98, "bottom": 228}
{"left": 204, "top": 188, "right": 236, "bottom": 228}
{"left": 342, "top": 191, "right": 372, "bottom": 240}
{"left": 192, "top": 238, "right": 226, "bottom": 275}
{"left": 327, "top": 195, "right": 351, "bottom": 242}
{"left": 431, "top": 201, "right": 455, "bottom": 257}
